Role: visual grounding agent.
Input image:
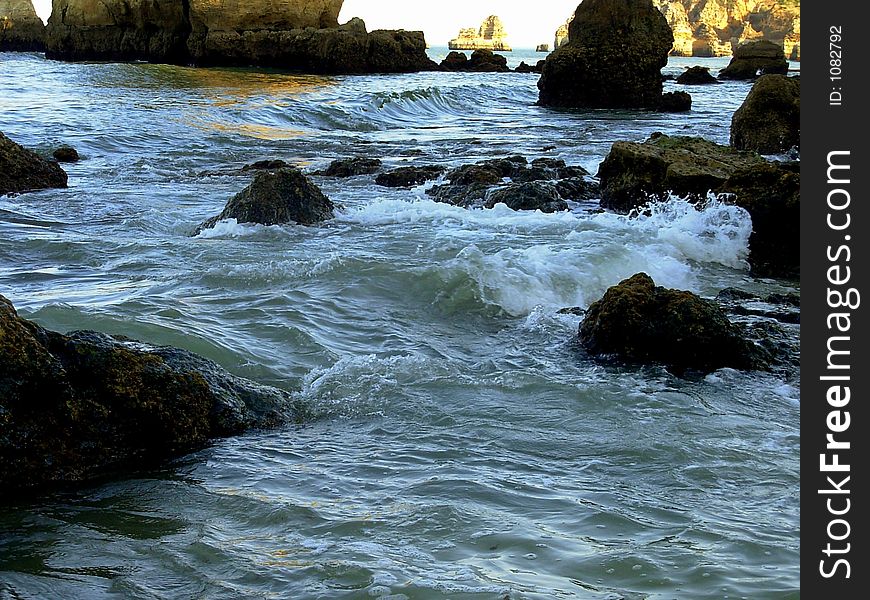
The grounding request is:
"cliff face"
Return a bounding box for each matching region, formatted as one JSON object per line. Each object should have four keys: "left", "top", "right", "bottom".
{"left": 653, "top": 0, "right": 800, "bottom": 59}
{"left": 449, "top": 15, "right": 511, "bottom": 51}
{"left": 0, "top": 0, "right": 45, "bottom": 51}
{"left": 554, "top": 21, "right": 570, "bottom": 48}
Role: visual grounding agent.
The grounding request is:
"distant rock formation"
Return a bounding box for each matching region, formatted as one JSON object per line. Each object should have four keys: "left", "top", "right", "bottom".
{"left": 554, "top": 21, "right": 570, "bottom": 48}
{"left": 538, "top": 0, "right": 674, "bottom": 109}
{"left": 448, "top": 15, "right": 511, "bottom": 51}
{"left": 44, "top": 1, "right": 438, "bottom": 73}
{"left": 718, "top": 39, "right": 788, "bottom": 79}
{"left": 652, "top": 1, "right": 800, "bottom": 60}
{"left": 0, "top": 0, "right": 45, "bottom": 51}
{"left": 536, "top": 43, "right": 549, "bottom": 52}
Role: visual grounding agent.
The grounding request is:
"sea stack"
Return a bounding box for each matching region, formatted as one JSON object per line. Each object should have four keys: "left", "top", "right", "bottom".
{"left": 538, "top": 0, "right": 674, "bottom": 109}
{"left": 0, "top": 0, "right": 45, "bottom": 51}
{"left": 448, "top": 15, "right": 511, "bottom": 51}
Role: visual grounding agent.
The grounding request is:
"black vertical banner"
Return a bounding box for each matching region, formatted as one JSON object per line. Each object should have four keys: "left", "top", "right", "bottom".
{"left": 802, "top": 1, "right": 868, "bottom": 596}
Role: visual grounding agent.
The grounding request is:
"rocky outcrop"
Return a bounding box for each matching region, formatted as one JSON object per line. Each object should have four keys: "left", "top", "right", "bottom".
{"left": 719, "top": 161, "right": 799, "bottom": 278}
{"left": 658, "top": 91, "right": 692, "bottom": 112}
{"left": 538, "top": 0, "right": 674, "bottom": 109}
{"left": 554, "top": 20, "right": 570, "bottom": 49}
{"left": 0, "top": 0, "right": 44, "bottom": 51}
{"left": 52, "top": 145, "right": 80, "bottom": 162}
{"left": 652, "top": 1, "right": 800, "bottom": 59}
{"left": 579, "top": 273, "right": 768, "bottom": 374}
{"left": 1, "top": 131, "right": 68, "bottom": 196}
{"left": 486, "top": 182, "right": 568, "bottom": 213}
{"left": 448, "top": 15, "right": 511, "bottom": 52}
{"left": 676, "top": 65, "right": 719, "bottom": 84}
{"left": 375, "top": 165, "right": 445, "bottom": 188}
{"left": 316, "top": 157, "right": 382, "bottom": 177}
{"left": 0, "top": 293, "right": 303, "bottom": 496}
{"left": 596, "top": 133, "right": 765, "bottom": 212}
{"left": 730, "top": 74, "right": 799, "bottom": 153}
{"left": 718, "top": 39, "right": 788, "bottom": 79}
{"left": 196, "top": 168, "right": 334, "bottom": 233}
{"left": 536, "top": 43, "right": 549, "bottom": 52}
{"left": 515, "top": 60, "right": 545, "bottom": 74}
{"left": 440, "top": 49, "right": 510, "bottom": 72}
{"left": 45, "top": 1, "right": 438, "bottom": 73}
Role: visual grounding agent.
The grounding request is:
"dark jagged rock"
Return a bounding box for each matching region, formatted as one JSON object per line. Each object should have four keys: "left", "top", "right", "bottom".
{"left": 1, "top": 131, "right": 68, "bottom": 196}
{"left": 554, "top": 177, "right": 600, "bottom": 201}
{"left": 676, "top": 66, "right": 719, "bottom": 85}
{"left": 485, "top": 182, "right": 569, "bottom": 213}
{"left": 440, "top": 50, "right": 469, "bottom": 71}
{"left": 427, "top": 182, "right": 492, "bottom": 208}
{"left": 196, "top": 168, "right": 334, "bottom": 233}
{"left": 730, "top": 74, "right": 800, "bottom": 154}
{"left": 537, "top": 0, "right": 673, "bottom": 108}
{"left": 0, "top": 0, "right": 46, "bottom": 51}
{"left": 596, "top": 133, "right": 765, "bottom": 213}
{"left": 467, "top": 49, "right": 510, "bottom": 72}
{"left": 658, "top": 91, "right": 691, "bottom": 112}
{"left": 515, "top": 60, "right": 545, "bottom": 74}
{"left": 719, "top": 161, "right": 799, "bottom": 279}
{"left": 0, "top": 294, "right": 303, "bottom": 496}
{"left": 316, "top": 157, "right": 382, "bottom": 177}
{"left": 375, "top": 165, "right": 445, "bottom": 187}
{"left": 578, "top": 273, "right": 768, "bottom": 374}
{"left": 52, "top": 145, "right": 80, "bottom": 163}
{"left": 718, "top": 40, "right": 789, "bottom": 80}
{"left": 242, "top": 159, "right": 291, "bottom": 172}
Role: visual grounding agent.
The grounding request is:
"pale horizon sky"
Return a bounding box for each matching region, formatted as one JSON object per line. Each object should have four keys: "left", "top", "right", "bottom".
{"left": 31, "top": 1, "right": 579, "bottom": 49}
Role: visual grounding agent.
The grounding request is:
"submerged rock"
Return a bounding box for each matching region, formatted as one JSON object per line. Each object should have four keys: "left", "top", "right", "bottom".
{"left": 718, "top": 40, "right": 788, "bottom": 80}
{"left": 375, "top": 165, "right": 445, "bottom": 187}
{"left": 317, "top": 157, "right": 382, "bottom": 177}
{"left": 578, "top": 273, "right": 768, "bottom": 374}
{"left": 448, "top": 15, "right": 511, "bottom": 52}
{"left": 675, "top": 66, "right": 718, "bottom": 85}
{"left": 730, "top": 74, "right": 800, "bottom": 154}
{"left": 242, "top": 159, "right": 291, "bottom": 172}
{"left": 658, "top": 91, "right": 692, "bottom": 112}
{"left": 719, "top": 161, "right": 799, "bottom": 279}
{"left": 596, "top": 133, "right": 765, "bottom": 213}
{"left": 538, "top": 0, "right": 674, "bottom": 108}
{"left": 52, "top": 145, "right": 81, "bottom": 163}
{"left": 0, "top": 294, "right": 303, "bottom": 496}
{"left": 485, "top": 182, "right": 568, "bottom": 213}
{"left": 1, "top": 131, "right": 68, "bottom": 196}
{"left": 196, "top": 168, "right": 334, "bottom": 233}
{"left": 0, "top": 0, "right": 46, "bottom": 51}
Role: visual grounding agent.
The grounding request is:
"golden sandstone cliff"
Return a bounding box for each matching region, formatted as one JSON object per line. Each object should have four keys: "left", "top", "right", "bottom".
{"left": 0, "top": 0, "right": 45, "bottom": 51}
{"left": 449, "top": 15, "right": 511, "bottom": 52}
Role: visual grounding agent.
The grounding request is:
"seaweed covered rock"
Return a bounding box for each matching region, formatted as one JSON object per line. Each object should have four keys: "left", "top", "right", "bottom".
{"left": 1, "top": 131, "right": 68, "bottom": 196}
{"left": 730, "top": 74, "right": 800, "bottom": 154}
{"left": 719, "top": 161, "right": 800, "bottom": 279}
{"left": 485, "top": 182, "right": 569, "bottom": 213}
{"left": 317, "top": 157, "right": 382, "bottom": 177}
{"left": 0, "top": 0, "right": 46, "bottom": 51}
{"left": 375, "top": 165, "right": 445, "bottom": 187}
{"left": 718, "top": 40, "right": 789, "bottom": 80}
{"left": 596, "top": 133, "right": 765, "bottom": 212}
{"left": 537, "top": 0, "right": 673, "bottom": 108}
{"left": 578, "top": 273, "right": 767, "bottom": 374}
{"left": 196, "top": 168, "right": 334, "bottom": 233}
{"left": 0, "top": 294, "right": 302, "bottom": 496}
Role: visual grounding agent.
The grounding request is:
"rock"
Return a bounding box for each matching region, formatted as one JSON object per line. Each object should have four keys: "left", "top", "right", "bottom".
{"left": 719, "top": 161, "right": 799, "bottom": 279}
{"left": 466, "top": 49, "right": 510, "bottom": 73}
{"left": 676, "top": 65, "right": 719, "bottom": 85}
{"left": 1, "top": 131, "right": 68, "bottom": 196}
{"left": 196, "top": 168, "right": 334, "bottom": 233}
{"left": 0, "top": 0, "right": 45, "bottom": 51}
{"left": 718, "top": 40, "right": 788, "bottom": 80}
{"left": 45, "top": 2, "right": 439, "bottom": 73}
{"left": 658, "top": 91, "right": 692, "bottom": 112}
{"left": 596, "top": 133, "right": 765, "bottom": 213}
{"left": 538, "top": 0, "right": 674, "bottom": 109}
{"left": 0, "top": 293, "right": 303, "bottom": 496}
{"left": 730, "top": 74, "right": 799, "bottom": 154}
{"left": 427, "top": 182, "right": 492, "bottom": 208}
{"left": 52, "top": 145, "right": 80, "bottom": 163}
{"left": 448, "top": 15, "right": 511, "bottom": 51}
{"left": 242, "top": 159, "right": 291, "bottom": 172}
{"left": 440, "top": 51, "right": 469, "bottom": 71}
{"left": 536, "top": 43, "right": 549, "bottom": 52}
{"left": 715, "top": 288, "right": 800, "bottom": 324}
{"left": 375, "top": 165, "right": 445, "bottom": 187}
{"left": 317, "top": 157, "right": 382, "bottom": 177}
{"left": 654, "top": 0, "right": 693, "bottom": 56}
{"left": 554, "top": 177, "right": 600, "bottom": 201}
{"left": 578, "top": 273, "right": 768, "bottom": 374}
{"left": 515, "top": 60, "right": 545, "bottom": 74}
{"left": 554, "top": 21, "right": 570, "bottom": 49}
{"left": 485, "top": 182, "right": 569, "bottom": 213}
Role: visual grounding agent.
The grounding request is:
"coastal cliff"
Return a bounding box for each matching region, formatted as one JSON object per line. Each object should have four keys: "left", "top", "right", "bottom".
{"left": 44, "top": 0, "right": 436, "bottom": 73}
{"left": 653, "top": 0, "right": 800, "bottom": 59}
{"left": 0, "top": 0, "right": 45, "bottom": 51}
{"left": 448, "top": 15, "right": 511, "bottom": 52}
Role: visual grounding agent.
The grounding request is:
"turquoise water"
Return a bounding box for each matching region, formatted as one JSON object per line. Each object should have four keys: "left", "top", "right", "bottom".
{"left": 0, "top": 50, "right": 799, "bottom": 599}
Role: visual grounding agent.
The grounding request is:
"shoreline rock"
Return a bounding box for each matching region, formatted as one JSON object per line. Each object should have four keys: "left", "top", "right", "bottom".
{"left": 578, "top": 273, "right": 769, "bottom": 375}
{"left": 730, "top": 74, "right": 800, "bottom": 154}
{"left": 1, "top": 131, "right": 68, "bottom": 196}
{"left": 718, "top": 40, "right": 789, "bottom": 80}
{"left": 675, "top": 66, "right": 719, "bottom": 85}
{"left": 0, "top": 293, "right": 304, "bottom": 496}
{"left": 0, "top": 0, "right": 45, "bottom": 52}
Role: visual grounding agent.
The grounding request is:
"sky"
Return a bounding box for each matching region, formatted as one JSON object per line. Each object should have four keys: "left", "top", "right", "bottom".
{"left": 30, "top": 1, "right": 579, "bottom": 49}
